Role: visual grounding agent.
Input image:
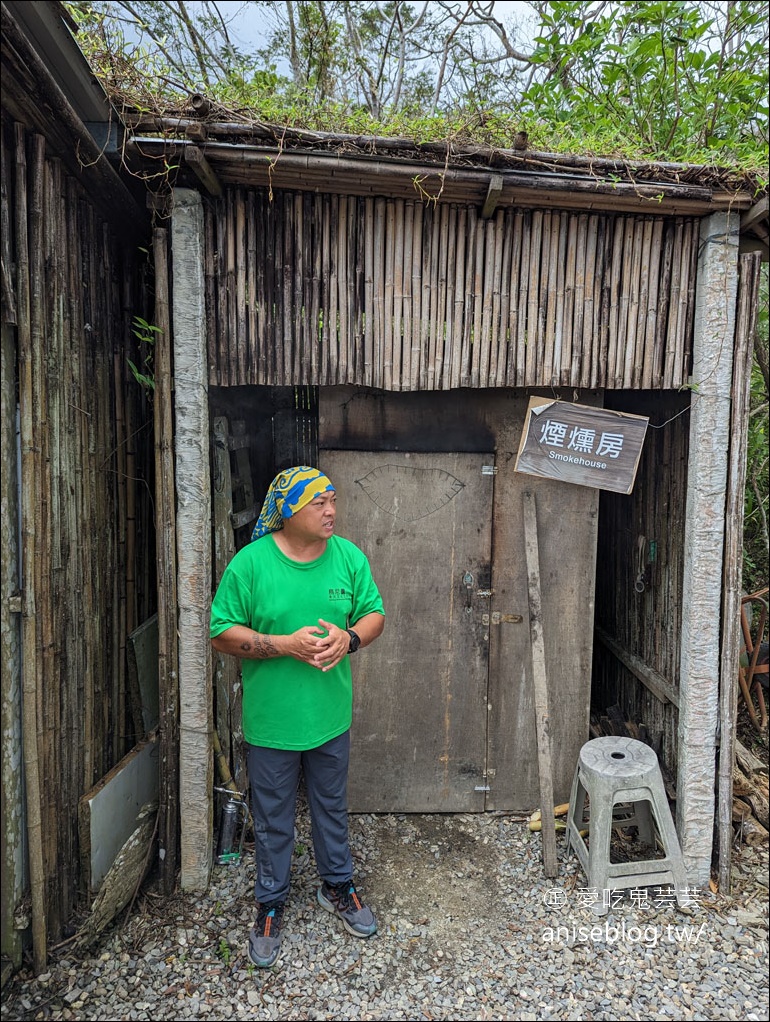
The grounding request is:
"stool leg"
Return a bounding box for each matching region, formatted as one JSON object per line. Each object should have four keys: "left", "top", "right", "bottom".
{"left": 586, "top": 796, "right": 615, "bottom": 916}
{"left": 648, "top": 778, "right": 691, "bottom": 907}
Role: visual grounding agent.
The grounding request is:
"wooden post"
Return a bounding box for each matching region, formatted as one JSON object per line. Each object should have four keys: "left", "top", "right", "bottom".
{"left": 523, "top": 491, "right": 558, "bottom": 878}
{"left": 717, "top": 252, "right": 762, "bottom": 892}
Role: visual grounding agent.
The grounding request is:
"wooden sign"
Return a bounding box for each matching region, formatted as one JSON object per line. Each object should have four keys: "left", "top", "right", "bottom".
{"left": 514, "top": 398, "right": 649, "bottom": 495}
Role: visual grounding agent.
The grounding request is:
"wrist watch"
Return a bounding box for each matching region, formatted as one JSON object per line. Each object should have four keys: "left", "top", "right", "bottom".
{"left": 346, "top": 628, "right": 361, "bottom": 654}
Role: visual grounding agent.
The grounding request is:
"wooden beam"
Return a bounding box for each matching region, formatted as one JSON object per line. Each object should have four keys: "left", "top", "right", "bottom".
{"left": 185, "top": 122, "right": 209, "bottom": 143}
{"left": 740, "top": 196, "right": 768, "bottom": 232}
{"left": 481, "top": 174, "right": 503, "bottom": 218}
{"left": 184, "top": 145, "right": 222, "bottom": 197}
{"left": 595, "top": 626, "right": 680, "bottom": 706}
{"left": 523, "top": 491, "right": 558, "bottom": 878}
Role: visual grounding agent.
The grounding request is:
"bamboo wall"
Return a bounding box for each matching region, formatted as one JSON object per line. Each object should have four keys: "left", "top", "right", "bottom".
{"left": 206, "top": 188, "right": 699, "bottom": 391}
{"left": 593, "top": 391, "right": 691, "bottom": 772}
{"left": 1, "top": 116, "right": 155, "bottom": 940}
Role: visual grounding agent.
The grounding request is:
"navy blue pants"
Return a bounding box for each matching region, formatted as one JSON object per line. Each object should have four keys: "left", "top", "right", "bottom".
{"left": 247, "top": 730, "right": 353, "bottom": 905}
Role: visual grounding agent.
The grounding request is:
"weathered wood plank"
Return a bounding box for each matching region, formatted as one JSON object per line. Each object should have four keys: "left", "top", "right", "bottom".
{"left": 522, "top": 491, "right": 558, "bottom": 878}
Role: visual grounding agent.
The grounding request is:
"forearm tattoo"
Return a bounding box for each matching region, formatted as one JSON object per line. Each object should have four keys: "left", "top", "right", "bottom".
{"left": 240, "top": 632, "right": 277, "bottom": 658}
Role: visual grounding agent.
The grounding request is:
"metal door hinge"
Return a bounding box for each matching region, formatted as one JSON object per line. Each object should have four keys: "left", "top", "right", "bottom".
{"left": 481, "top": 465, "right": 497, "bottom": 475}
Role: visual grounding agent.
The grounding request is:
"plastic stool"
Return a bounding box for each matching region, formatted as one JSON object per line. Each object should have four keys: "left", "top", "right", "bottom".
{"left": 565, "top": 736, "right": 691, "bottom": 915}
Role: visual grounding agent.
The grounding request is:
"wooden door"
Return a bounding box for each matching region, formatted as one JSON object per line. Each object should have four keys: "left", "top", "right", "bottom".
{"left": 319, "top": 452, "right": 494, "bottom": 811}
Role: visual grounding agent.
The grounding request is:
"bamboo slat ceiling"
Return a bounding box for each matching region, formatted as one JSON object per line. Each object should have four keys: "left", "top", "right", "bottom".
{"left": 206, "top": 187, "right": 698, "bottom": 391}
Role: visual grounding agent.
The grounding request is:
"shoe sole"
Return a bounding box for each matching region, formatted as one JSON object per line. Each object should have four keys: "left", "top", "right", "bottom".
{"left": 248, "top": 944, "right": 280, "bottom": 968}
{"left": 317, "top": 887, "right": 377, "bottom": 938}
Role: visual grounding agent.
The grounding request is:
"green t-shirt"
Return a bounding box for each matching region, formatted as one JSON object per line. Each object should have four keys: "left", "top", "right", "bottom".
{"left": 210, "top": 534, "right": 384, "bottom": 750}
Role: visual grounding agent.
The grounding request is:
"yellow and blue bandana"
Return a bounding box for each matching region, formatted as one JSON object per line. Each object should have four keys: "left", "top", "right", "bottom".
{"left": 252, "top": 466, "right": 335, "bottom": 540}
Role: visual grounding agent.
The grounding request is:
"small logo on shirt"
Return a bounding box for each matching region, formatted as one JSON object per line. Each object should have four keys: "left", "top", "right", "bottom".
{"left": 328, "top": 588, "right": 349, "bottom": 601}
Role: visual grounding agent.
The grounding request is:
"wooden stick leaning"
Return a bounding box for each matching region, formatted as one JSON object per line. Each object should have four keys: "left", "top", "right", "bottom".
{"left": 523, "top": 491, "right": 559, "bottom": 878}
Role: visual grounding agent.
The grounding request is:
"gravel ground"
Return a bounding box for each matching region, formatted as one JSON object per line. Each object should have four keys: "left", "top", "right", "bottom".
{"left": 2, "top": 804, "right": 768, "bottom": 1022}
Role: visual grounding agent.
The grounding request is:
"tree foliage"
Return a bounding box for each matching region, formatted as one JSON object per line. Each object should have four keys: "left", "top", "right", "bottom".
{"left": 65, "top": 0, "right": 769, "bottom": 588}
{"left": 66, "top": 1, "right": 769, "bottom": 168}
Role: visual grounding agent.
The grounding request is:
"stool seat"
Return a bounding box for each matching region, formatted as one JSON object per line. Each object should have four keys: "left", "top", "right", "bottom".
{"left": 565, "top": 736, "right": 691, "bottom": 915}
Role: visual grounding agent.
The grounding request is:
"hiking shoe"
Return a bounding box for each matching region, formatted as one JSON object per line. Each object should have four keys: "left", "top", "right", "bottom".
{"left": 317, "top": 879, "right": 377, "bottom": 937}
{"left": 248, "top": 900, "right": 285, "bottom": 968}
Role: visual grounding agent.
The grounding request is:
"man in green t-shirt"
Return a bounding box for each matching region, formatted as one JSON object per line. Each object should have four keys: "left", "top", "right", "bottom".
{"left": 211, "top": 466, "right": 385, "bottom": 968}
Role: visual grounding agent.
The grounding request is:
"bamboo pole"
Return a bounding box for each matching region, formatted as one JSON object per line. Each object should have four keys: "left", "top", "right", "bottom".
{"left": 607, "top": 216, "right": 625, "bottom": 389}
{"left": 352, "top": 197, "right": 365, "bottom": 384}
{"left": 425, "top": 204, "right": 441, "bottom": 389}
{"left": 373, "top": 197, "right": 386, "bottom": 389}
{"left": 410, "top": 202, "right": 424, "bottom": 390}
{"left": 444, "top": 204, "right": 458, "bottom": 390}
{"left": 549, "top": 212, "right": 567, "bottom": 387}
{"left": 16, "top": 123, "right": 47, "bottom": 974}
{"left": 639, "top": 218, "right": 661, "bottom": 389}
{"left": 506, "top": 210, "right": 523, "bottom": 386}
{"left": 615, "top": 218, "right": 635, "bottom": 387}
{"left": 102, "top": 223, "right": 127, "bottom": 761}
{"left": 402, "top": 201, "right": 414, "bottom": 390}
{"left": 215, "top": 201, "right": 229, "bottom": 384}
{"left": 254, "top": 190, "right": 267, "bottom": 383}
{"left": 226, "top": 191, "right": 238, "bottom": 384}
{"left": 524, "top": 211, "right": 543, "bottom": 385}
{"left": 470, "top": 215, "right": 485, "bottom": 388}
{"left": 246, "top": 190, "right": 258, "bottom": 383}
{"left": 203, "top": 205, "right": 218, "bottom": 385}
{"left": 591, "top": 216, "right": 608, "bottom": 390}
{"left": 434, "top": 203, "right": 450, "bottom": 388}
{"left": 479, "top": 217, "right": 496, "bottom": 387}
{"left": 320, "top": 193, "right": 332, "bottom": 385}
{"left": 678, "top": 219, "right": 697, "bottom": 387}
{"left": 623, "top": 217, "right": 644, "bottom": 387}
{"left": 569, "top": 214, "right": 588, "bottom": 387}
{"left": 282, "top": 193, "right": 294, "bottom": 384}
{"left": 653, "top": 219, "right": 674, "bottom": 388}
{"left": 497, "top": 208, "right": 513, "bottom": 388}
{"left": 515, "top": 211, "right": 530, "bottom": 386}
{"left": 293, "top": 192, "right": 305, "bottom": 382}
{"left": 392, "top": 199, "right": 405, "bottom": 391}
{"left": 235, "top": 189, "right": 248, "bottom": 383}
{"left": 420, "top": 204, "right": 435, "bottom": 390}
{"left": 343, "top": 197, "right": 355, "bottom": 384}
{"left": 363, "top": 197, "right": 374, "bottom": 387}
{"left": 311, "top": 193, "right": 322, "bottom": 385}
{"left": 538, "top": 211, "right": 555, "bottom": 386}
{"left": 596, "top": 217, "right": 612, "bottom": 388}
{"left": 263, "top": 191, "right": 276, "bottom": 385}
{"left": 153, "top": 227, "right": 179, "bottom": 893}
{"left": 328, "top": 194, "right": 340, "bottom": 385}
{"left": 663, "top": 219, "right": 684, "bottom": 388}
{"left": 384, "top": 199, "right": 395, "bottom": 391}
{"left": 560, "top": 214, "right": 577, "bottom": 385}
{"left": 580, "top": 214, "right": 598, "bottom": 389}
{"left": 632, "top": 217, "right": 653, "bottom": 389}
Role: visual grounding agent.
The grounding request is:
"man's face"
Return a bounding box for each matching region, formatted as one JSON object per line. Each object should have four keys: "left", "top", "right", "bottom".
{"left": 285, "top": 490, "right": 337, "bottom": 542}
